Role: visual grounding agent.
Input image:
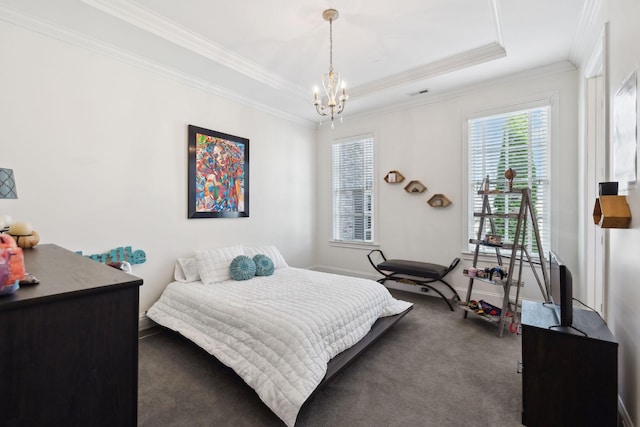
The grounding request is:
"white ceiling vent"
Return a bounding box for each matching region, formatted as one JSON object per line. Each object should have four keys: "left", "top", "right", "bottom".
{"left": 409, "top": 89, "right": 430, "bottom": 96}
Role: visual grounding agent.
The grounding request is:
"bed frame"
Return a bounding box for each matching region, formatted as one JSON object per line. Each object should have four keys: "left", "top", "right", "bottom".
{"left": 315, "top": 304, "right": 413, "bottom": 390}
{"left": 156, "top": 304, "right": 413, "bottom": 400}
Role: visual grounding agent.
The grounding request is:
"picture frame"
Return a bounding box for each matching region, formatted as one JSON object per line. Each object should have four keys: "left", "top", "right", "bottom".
{"left": 612, "top": 70, "right": 637, "bottom": 190}
{"left": 188, "top": 125, "right": 249, "bottom": 218}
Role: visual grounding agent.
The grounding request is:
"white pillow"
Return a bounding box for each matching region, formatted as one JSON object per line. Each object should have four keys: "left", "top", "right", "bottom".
{"left": 243, "top": 245, "right": 288, "bottom": 269}
{"left": 174, "top": 257, "right": 200, "bottom": 282}
{"left": 195, "top": 245, "right": 244, "bottom": 284}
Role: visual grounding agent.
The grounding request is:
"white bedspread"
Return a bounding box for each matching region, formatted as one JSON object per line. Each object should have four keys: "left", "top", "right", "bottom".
{"left": 146, "top": 267, "right": 412, "bottom": 427}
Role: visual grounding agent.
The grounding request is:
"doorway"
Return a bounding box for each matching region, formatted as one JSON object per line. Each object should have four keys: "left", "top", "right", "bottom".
{"left": 583, "top": 25, "right": 608, "bottom": 316}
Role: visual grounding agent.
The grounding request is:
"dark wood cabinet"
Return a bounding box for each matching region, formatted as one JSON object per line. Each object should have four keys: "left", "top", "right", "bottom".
{"left": 521, "top": 300, "right": 618, "bottom": 427}
{"left": 0, "top": 244, "right": 143, "bottom": 427}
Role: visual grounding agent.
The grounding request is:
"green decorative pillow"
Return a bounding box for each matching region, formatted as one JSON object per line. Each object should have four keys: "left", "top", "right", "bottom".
{"left": 229, "top": 255, "right": 256, "bottom": 281}
{"left": 253, "top": 254, "right": 274, "bottom": 276}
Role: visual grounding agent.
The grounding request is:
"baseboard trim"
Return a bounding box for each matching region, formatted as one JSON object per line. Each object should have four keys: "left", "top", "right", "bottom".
{"left": 309, "top": 265, "right": 378, "bottom": 281}
{"left": 618, "top": 395, "right": 634, "bottom": 427}
{"left": 139, "top": 312, "right": 156, "bottom": 331}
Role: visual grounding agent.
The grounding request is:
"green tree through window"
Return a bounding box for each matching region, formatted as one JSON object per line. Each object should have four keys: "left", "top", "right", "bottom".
{"left": 468, "top": 105, "right": 550, "bottom": 256}
{"left": 493, "top": 113, "right": 538, "bottom": 248}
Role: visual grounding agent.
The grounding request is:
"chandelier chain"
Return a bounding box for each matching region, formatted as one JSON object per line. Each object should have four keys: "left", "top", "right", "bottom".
{"left": 329, "top": 17, "right": 333, "bottom": 72}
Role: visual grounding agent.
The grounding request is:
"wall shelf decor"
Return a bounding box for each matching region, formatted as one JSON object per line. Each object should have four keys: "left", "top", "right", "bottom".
{"left": 427, "top": 194, "right": 451, "bottom": 207}
{"left": 404, "top": 180, "right": 426, "bottom": 193}
{"left": 593, "top": 196, "right": 632, "bottom": 228}
{"left": 384, "top": 170, "right": 405, "bottom": 183}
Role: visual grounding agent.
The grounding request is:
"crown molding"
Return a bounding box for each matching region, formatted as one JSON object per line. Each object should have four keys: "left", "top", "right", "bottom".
{"left": 80, "top": 0, "right": 310, "bottom": 99}
{"left": 583, "top": 22, "right": 607, "bottom": 79}
{"left": 0, "top": 2, "right": 573, "bottom": 130}
{"left": 81, "top": 0, "right": 508, "bottom": 102}
{"left": 0, "top": 4, "right": 314, "bottom": 128}
{"left": 349, "top": 43, "right": 506, "bottom": 98}
{"left": 489, "top": 0, "right": 504, "bottom": 47}
{"left": 348, "top": 0, "right": 504, "bottom": 98}
{"left": 569, "top": 0, "right": 602, "bottom": 66}
{"left": 344, "top": 61, "right": 576, "bottom": 122}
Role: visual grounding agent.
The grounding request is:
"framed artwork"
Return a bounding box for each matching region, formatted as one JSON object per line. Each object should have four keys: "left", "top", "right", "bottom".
{"left": 188, "top": 125, "right": 249, "bottom": 218}
{"left": 612, "top": 70, "right": 637, "bottom": 190}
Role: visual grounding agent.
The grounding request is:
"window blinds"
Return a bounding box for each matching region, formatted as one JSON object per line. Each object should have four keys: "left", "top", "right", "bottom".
{"left": 468, "top": 106, "right": 550, "bottom": 256}
{"left": 332, "top": 135, "right": 374, "bottom": 243}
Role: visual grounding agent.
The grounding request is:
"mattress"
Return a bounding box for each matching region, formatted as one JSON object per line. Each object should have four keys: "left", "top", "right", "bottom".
{"left": 146, "top": 267, "right": 412, "bottom": 426}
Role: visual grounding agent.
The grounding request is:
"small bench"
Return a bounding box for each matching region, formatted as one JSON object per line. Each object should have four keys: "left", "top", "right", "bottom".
{"left": 367, "top": 249, "right": 461, "bottom": 311}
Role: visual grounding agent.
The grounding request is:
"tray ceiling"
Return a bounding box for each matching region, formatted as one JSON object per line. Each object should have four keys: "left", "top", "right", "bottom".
{"left": 0, "top": 0, "right": 593, "bottom": 125}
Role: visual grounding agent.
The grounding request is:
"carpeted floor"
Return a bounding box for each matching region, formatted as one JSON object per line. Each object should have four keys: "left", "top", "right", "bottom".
{"left": 138, "top": 289, "right": 523, "bottom": 427}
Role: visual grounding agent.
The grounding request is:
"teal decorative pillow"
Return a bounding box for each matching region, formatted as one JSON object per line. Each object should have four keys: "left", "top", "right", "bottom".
{"left": 253, "top": 254, "right": 274, "bottom": 276}
{"left": 229, "top": 255, "right": 256, "bottom": 281}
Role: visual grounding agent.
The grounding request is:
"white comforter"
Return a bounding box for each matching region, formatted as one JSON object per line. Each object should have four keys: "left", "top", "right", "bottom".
{"left": 146, "top": 267, "right": 412, "bottom": 427}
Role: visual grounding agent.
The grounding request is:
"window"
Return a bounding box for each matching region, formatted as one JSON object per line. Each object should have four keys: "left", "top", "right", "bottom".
{"left": 467, "top": 104, "right": 551, "bottom": 257}
{"left": 332, "top": 135, "right": 375, "bottom": 243}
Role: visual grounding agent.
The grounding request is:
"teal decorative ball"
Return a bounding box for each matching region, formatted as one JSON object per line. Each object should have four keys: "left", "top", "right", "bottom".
{"left": 253, "top": 254, "right": 274, "bottom": 276}
{"left": 229, "top": 255, "right": 256, "bottom": 281}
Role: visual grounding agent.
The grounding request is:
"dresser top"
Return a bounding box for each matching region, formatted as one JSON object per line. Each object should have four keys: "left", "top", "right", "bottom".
{"left": 0, "top": 244, "right": 142, "bottom": 310}
{"left": 521, "top": 299, "right": 616, "bottom": 344}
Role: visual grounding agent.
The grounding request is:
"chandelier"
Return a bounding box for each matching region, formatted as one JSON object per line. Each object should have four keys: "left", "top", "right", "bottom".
{"left": 313, "top": 9, "right": 348, "bottom": 127}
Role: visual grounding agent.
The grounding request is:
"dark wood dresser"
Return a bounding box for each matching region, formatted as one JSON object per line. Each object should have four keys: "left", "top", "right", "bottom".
{"left": 521, "top": 299, "right": 618, "bottom": 426}
{"left": 0, "top": 244, "right": 143, "bottom": 427}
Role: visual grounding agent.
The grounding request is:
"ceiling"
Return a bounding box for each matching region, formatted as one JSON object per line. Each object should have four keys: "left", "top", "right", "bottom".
{"left": 0, "top": 0, "right": 593, "bottom": 126}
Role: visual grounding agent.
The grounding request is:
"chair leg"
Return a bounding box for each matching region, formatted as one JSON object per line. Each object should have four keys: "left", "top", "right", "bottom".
{"left": 384, "top": 276, "right": 456, "bottom": 311}
{"left": 438, "top": 279, "right": 462, "bottom": 301}
{"left": 419, "top": 284, "right": 455, "bottom": 311}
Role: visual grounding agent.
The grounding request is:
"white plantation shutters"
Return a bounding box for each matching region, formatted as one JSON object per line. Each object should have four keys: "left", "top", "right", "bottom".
{"left": 467, "top": 105, "right": 551, "bottom": 256}
{"left": 332, "top": 135, "right": 374, "bottom": 243}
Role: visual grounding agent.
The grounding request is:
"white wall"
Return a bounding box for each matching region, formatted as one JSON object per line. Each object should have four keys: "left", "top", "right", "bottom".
{"left": 0, "top": 20, "right": 316, "bottom": 311}
{"left": 582, "top": 1, "right": 640, "bottom": 425}
{"left": 315, "top": 66, "right": 579, "bottom": 307}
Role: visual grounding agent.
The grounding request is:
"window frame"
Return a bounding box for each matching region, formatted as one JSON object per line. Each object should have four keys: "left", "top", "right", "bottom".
{"left": 330, "top": 133, "right": 378, "bottom": 247}
{"left": 462, "top": 95, "right": 558, "bottom": 261}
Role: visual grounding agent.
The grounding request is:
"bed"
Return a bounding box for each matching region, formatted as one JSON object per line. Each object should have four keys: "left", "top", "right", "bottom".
{"left": 146, "top": 245, "right": 413, "bottom": 427}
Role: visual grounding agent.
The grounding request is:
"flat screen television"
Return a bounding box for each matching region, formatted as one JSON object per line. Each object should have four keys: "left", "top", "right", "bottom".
{"left": 549, "top": 251, "right": 573, "bottom": 327}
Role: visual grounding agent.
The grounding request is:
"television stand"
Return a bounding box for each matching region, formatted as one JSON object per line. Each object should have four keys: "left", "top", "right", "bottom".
{"left": 521, "top": 300, "right": 618, "bottom": 426}
{"left": 548, "top": 324, "right": 587, "bottom": 336}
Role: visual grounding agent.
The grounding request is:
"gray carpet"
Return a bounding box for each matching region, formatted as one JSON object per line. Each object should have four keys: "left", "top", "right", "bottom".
{"left": 138, "top": 289, "right": 523, "bottom": 427}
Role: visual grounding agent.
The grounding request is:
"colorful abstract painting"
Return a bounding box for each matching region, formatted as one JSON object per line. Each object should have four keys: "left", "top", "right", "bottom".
{"left": 188, "top": 125, "right": 249, "bottom": 218}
